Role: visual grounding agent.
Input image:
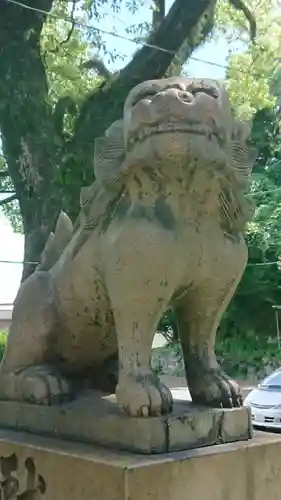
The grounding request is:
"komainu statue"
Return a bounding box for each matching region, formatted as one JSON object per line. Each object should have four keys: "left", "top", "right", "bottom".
{"left": 0, "top": 78, "right": 256, "bottom": 417}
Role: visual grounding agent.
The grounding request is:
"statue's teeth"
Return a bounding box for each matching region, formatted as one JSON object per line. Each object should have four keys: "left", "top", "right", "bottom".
{"left": 127, "top": 122, "right": 221, "bottom": 149}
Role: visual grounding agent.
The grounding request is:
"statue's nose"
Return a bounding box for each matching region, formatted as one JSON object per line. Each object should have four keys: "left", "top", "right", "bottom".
{"left": 154, "top": 88, "right": 194, "bottom": 104}
{"left": 148, "top": 88, "right": 195, "bottom": 121}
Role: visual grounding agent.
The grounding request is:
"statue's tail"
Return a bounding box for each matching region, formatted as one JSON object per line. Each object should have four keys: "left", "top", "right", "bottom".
{"left": 37, "top": 211, "right": 73, "bottom": 271}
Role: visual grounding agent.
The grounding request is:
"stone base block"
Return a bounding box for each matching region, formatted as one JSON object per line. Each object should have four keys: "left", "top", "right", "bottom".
{"left": 0, "top": 390, "right": 251, "bottom": 454}
{"left": 0, "top": 430, "right": 280, "bottom": 500}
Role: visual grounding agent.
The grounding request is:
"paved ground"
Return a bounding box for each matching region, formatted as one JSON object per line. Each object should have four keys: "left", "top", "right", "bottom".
{"left": 154, "top": 334, "right": 257, "bottom": 399}
{"left": 160, "top": 375, "right": 256, "bottom": 400}
{"left": 152, "top": 333, "right": 167, "bottom": 348}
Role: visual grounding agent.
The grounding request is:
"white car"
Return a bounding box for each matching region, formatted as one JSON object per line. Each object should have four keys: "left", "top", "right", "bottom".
{"left": 244, "top": 368, "right": 281, "bottom": 429}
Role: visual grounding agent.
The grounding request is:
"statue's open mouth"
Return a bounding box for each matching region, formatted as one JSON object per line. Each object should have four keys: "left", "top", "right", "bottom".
{"left": 127, "top": 121, "right": 224, "bottom": 149}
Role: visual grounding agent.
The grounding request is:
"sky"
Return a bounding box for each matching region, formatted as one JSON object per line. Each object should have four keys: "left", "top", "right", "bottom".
{"left": 0, "top": 0, "right": 240, "bottom": 306}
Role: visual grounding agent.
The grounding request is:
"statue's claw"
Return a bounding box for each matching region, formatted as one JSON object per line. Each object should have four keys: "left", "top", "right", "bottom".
{"left": 186, "top": 365, "right": 243, "bottom": 408}
{"left": 116, "top": 372, "right": 173, "bottom": 417}
{"left": 0, "top": 365, "right": 73, "bottom": 405}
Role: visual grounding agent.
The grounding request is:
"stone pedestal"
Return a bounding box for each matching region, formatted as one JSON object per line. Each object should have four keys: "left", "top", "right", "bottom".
{"left": 0, "top": 429, "right": 281, "bottom": 500}
{"left": 0, "top": 390, "right": 251, "bottom": 454}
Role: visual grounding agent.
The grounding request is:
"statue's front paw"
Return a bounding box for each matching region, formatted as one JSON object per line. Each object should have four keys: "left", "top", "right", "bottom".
{"left": 13, "top": 365, "right": 73, "bottom": 405}
{"left": 116, "top": 372, "right": 173, "bottom": 417}
{"left": 186, "top": 366, "right": 243, "bottom": 408}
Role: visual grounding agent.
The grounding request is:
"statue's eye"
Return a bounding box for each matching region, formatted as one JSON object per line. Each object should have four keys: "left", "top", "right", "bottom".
{"left": 191, "top": 87, "right": 219, "bottom": 99}
{"left": 131, "top": 89, "right": 157, "bottom": 107}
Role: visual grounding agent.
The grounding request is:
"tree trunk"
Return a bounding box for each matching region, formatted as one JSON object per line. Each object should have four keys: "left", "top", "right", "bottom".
{"left": 0, "top": 0, "right": 63, "bottom": 280}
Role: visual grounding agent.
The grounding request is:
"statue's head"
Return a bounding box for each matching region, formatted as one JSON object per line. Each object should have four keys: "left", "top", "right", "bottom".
{"left": 94, "top": 77, "right": 256, "bottom": 189}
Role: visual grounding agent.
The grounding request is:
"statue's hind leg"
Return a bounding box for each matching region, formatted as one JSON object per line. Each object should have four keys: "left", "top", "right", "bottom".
{"left": 0, "top": 272, "right": 73, "bottom": 404}
{"left": 176, "top": 251, "right": 247, "bottom": 408}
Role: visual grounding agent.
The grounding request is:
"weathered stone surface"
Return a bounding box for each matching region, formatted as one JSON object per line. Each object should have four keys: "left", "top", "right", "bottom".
{"left": 0, "top": 429, "right": 279, "bottom": 500}
{"left": 221, "top": 406, "right": 252, "bottom": 443}
{"left": 0, "top": 391, "right": 252, "bottom": 454}
{"left": 0, "top": 77, "right": 256, "bottom": 425}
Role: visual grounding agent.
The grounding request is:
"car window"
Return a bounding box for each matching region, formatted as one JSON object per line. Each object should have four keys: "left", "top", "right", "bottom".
{"left": 260, "top": 371, "right": 281, "bottom": 388}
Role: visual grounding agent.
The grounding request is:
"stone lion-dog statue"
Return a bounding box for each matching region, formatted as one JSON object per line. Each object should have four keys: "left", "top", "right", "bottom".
{"left": 0, "top": 77, "right": 256, "bottom": 417}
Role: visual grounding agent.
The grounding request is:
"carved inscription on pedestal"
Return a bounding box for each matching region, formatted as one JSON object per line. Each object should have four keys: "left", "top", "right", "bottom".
{"left": 0, "top": 454, "right": 46, "bottom": 500}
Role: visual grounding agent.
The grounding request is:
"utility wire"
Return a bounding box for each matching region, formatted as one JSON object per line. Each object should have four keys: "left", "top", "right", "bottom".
{"left": 5, "top": 0, "right": 175, "bottom": 55}
{"left": 3, "top": 0, "right": 272, "bottom": 77}
{"left": 0, "top": 259, "right": 280, "bottom": 267}
{"left": 0, "top": 260, "right": 38, "bottom": 265}
{"left": 2, "top": 187, "right": 281, "bottom": 198}
{"left": 247, "top": 261, "right": 280, "bottom": 267}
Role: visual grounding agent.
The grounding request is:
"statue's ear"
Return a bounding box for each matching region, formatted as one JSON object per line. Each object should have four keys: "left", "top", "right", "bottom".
{"left": 94, "top": 120, "right": 125, "bottom": 187}
{"left": 228, "top": 142, "right": 257, "bottom": 185}
{"left": 228, "top": 120, "right": 257, "bottom": 187}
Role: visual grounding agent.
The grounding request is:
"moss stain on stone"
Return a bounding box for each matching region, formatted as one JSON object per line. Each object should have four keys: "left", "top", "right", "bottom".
{"left": 154, "top": 197, "right": 175, "bottom": 230}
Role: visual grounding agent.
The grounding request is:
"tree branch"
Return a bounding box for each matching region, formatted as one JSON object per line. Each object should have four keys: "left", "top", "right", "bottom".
{"left": 44, "top": 0, "right": 76, "bottom": 58}
{"left": 0, "top": 194, "right": 17, "bottom": 206}
{"left": 120, "top": 0, "right": 213, "bottom": 82}
{"left": 60, "top": 0, "right": 76, "bottom": 47}
{"left": 152, "top": 0, "right": 165, "bottom": 30}
{"left": 73, "top": 0, "right": 255, "bottom": 147}
{"left": 229, "top": 0, "right": 256, "bottom": 41}
{"left": 80, "top": 56, "right": 112, "bottom": 79}
{"left": 120, "top": 0, "right": 255, "bottom": 80}
{"left": 72, "top": 0, "right": 216, "bottom": 149}
{"left": 166, "top": 0, "right": 216, "bottom": 76}
{"left": 53, "top": 96, "right": 77, "bottom": 138}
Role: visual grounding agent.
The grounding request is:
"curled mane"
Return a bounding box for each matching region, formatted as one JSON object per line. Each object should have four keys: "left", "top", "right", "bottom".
{"left": 71, "top": 120, "right": 126, "bottom": 255}
{"left": 218, "top": 120, "right": 257, "bottom": 235}
{"left": 93, "top": 119, "right": 125, "bottom": 188}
